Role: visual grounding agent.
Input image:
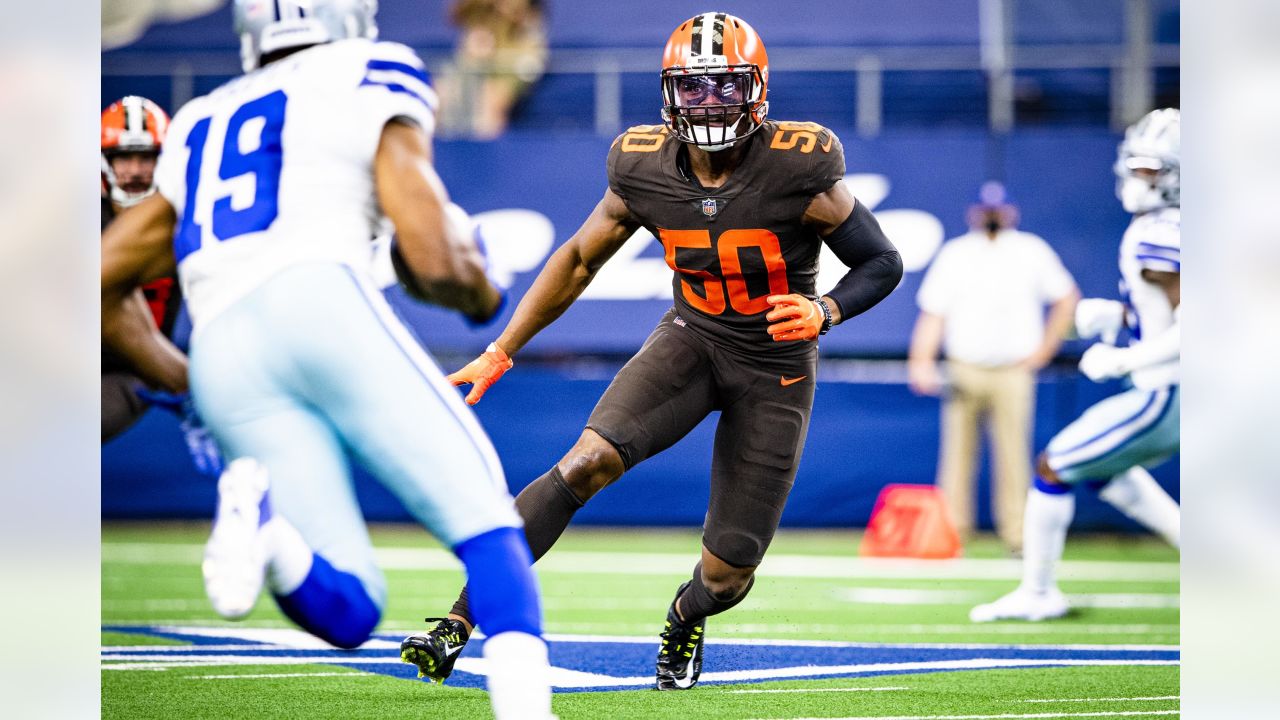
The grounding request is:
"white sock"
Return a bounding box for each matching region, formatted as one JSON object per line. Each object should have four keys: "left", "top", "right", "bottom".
{"left": 483, "top": 631, "right": 555, "bottom": 720}
{"left": 1020, "top": 485, "right": 1075, "bottom": 594}
{"left": 1098, "top": 466, "right": 1181, "bottom": 548}
{"left": 264, "top": 515, "right": 314, "bottom": 595}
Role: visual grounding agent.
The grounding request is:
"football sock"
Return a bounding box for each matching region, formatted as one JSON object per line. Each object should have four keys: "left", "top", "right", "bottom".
{"left": 1097, "top": 466, "right": 1181, "bottom": 548}
{"left": 264, "top": 514, "right": 313, "bottom": 595}
{"left": 455, "top": 526, "right": 542, "bottom": 638}
{"left": 483, "top": 631, "right": 555, "bottom": 720}
{"left": 273, "top": 552, "right": 381, "bottom": 649}
{"left": 676, "top": 561, "right": 755, "bottom": 623}
{"left": 450, "top": 467, "right": 583, "bottom": 625}
{"left": 1020, "top": 479, "right": 1076, "bottom": 594}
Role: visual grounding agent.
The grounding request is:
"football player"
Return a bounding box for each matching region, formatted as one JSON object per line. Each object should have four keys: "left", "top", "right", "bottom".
{"left": 971, "top": 108, "right": 1181, "bottom": 623}
{"left": 100, "top": 2, "right": 553, "bottom": 717}
{"left": 405, "top": 12, "right": 902, "bottom": 691}
{"left": 101, "top": 97, "right": 180, "bottom": 437}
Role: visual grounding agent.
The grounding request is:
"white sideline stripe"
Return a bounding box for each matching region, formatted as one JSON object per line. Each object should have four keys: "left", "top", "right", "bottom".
{"left": 731, "top": 687, "right": 910, "bottom": 694}
{"left": 768, "top": 707, "right": 1177, "bottom": 712}
{"left": 1020, "top": 698, "right": 1178, "bottom": 704}
{"left": 836, "top": 589, "right": 1180, "bottom": 609}
{"left": 187, "top": 672, "right": 374, "bottom": 680}
{"left": 100, "top": 543, "right": 1179, "bottom": 582}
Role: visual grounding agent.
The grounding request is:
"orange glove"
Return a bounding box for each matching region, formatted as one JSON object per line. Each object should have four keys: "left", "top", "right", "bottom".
{"left": 765, "top": 294, "right": 825, "bottom": 342}
{"left": 447, "top": 342, "right": 514, "bottom": 405}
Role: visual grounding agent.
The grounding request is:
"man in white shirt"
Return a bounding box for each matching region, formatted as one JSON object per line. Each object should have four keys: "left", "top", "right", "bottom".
{"left": 908, "top": 182, "right": 1079, "bottom": 554}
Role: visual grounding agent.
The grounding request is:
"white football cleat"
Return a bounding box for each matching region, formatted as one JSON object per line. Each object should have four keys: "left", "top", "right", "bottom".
{"left": 203, "top": 458, "right": 272, "bottom": 620}
{"left": 970, "top": 586, "right": 1069, "bottom": 623}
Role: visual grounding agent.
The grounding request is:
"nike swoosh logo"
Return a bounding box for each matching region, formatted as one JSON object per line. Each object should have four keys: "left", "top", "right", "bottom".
{"left": 780, "top": 376, "right": 807, "bottom": 386}
{"left": 820, "top": 133, "right": 834, "bottom": 153}
{"left": 441, "top": 642, "right": 463, "bottom": 657}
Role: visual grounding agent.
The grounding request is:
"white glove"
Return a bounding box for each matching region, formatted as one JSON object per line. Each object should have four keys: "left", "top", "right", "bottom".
{"left": 1078, "top": 342, "right": 1133, "bottom": 382}
{"left": 1074, "top": 298, "right": 1126, "bottom": 344}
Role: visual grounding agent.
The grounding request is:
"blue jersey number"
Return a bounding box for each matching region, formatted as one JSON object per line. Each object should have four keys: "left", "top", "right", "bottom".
{"left": 174, "top": 90, "right": 288, "bottom": 262}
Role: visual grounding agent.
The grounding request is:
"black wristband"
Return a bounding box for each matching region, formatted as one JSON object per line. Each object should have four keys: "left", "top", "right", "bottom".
{"left": 816, "top": 298, "right": 833, "bottom": 335}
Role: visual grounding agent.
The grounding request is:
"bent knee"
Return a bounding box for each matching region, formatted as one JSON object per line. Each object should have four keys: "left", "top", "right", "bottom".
{"left": 701, "top": 569, "right": 754, "bottom": 602}
{"left": 557, "top": 430, "right": 625, "bottom": 500}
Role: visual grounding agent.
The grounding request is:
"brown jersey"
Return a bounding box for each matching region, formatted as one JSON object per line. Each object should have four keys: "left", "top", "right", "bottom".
{"left": 606, "top": 119, "right": 845, "bottom": 358}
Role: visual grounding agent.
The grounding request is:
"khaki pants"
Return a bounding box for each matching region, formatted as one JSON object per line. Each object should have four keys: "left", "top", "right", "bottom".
{"left": 937, "top": 360, "right": 1035, "bottom": 552}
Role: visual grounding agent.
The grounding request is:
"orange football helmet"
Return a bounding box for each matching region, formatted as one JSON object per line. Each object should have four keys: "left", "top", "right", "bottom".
{"left": 101, "top": 95, "right": 169, "bottom": 207}
{"left": 660, "top": 12, "right": 769, "bottom": 151}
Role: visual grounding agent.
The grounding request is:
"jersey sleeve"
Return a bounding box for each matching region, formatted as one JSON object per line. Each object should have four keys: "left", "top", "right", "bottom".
{"left": 606, "top": 125, "right": 669, "bottom": 204}
{"left": 1132, "top": 215, "right": 1181, "bottom": 273}
{"left": 802, "top": 125, "right": 846, "bottom": 197}
{"left": 152, "top": 103, "right": 199, "bottom": 213}
{"left": 338, "top": 41, "right": 439, "bottom": 162}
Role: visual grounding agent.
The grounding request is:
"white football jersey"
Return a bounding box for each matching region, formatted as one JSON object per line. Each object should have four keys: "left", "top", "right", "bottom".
{"left": 1118, "top": 206, "right": 1180, "bottom": 388}
{"left": 154, "top": 38, "right": 437, "bottom": 330}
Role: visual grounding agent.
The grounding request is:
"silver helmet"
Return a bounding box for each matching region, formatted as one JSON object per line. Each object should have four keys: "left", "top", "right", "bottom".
{"left": 1114, "top": 108, "right": 1180, "bottom": 213}
{"left": 234, "top": 0, "right": 379, "bottom": 73}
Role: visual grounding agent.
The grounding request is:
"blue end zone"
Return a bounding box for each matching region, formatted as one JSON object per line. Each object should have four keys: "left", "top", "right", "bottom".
{"left": 103, "top": 626, "right": 1179, "bottom": 692}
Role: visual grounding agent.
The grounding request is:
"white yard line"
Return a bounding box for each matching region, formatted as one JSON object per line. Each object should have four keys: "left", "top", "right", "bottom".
{"left": 186, "top": 671, "right": 374, "bottom": 680}
{"left": 730, "top": 686, "right": 910, "bottom": 694}
{"left": 1019, "top": 698, "right": 1179, "bottom": 704}
{"left": 834, "top": 588, "right": 1180, "bottom": 609}
{"left": 757, "top": 707, "right": 1177, "bottom": 712}
{"left": 101, "top": 543, "right": 1179, "bottom": 582}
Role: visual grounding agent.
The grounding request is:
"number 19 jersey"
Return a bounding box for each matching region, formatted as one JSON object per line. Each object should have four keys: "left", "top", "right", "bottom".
{"left": 154, "top": 39, "right": 437, "bottom": 331}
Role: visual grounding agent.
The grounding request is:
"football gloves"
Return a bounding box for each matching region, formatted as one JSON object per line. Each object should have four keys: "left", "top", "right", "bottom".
{"left": 1074, "top": 298, "right": 1126, "bottom": 344}
{"left": 1078, "top": 343, "right": 1133, "bottom": 382}
{"left": 448, "top": 342, "right": 514, "bottom": 405}
{"left": 765, "top": 294, "right": 825, "bottom": 342}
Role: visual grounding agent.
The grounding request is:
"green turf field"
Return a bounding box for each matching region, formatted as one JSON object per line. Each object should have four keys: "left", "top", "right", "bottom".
{"left": 102, "top": 523, "right": 1179, "bottom": 719}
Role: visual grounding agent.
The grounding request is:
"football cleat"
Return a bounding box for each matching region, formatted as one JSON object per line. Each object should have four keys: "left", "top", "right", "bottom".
{"left": 970, "top": 586, "right": 1070, "bottom": 623}
{"left": 401, "top": 617, "right": 470, "bottom": 683}
{"left": 202, "top": 458, "right": 272, "bottom": 620}
{"left": 655, "top": 582, "right": 705, "bottom": 690}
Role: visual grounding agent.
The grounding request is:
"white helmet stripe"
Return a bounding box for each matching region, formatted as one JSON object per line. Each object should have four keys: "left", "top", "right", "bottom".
{"left": 699, "top": 12, "right": 716, "bottom": 57}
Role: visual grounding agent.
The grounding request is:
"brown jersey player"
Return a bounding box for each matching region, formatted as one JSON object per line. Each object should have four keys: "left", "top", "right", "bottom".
{"left": 401, "top": 12, "right": 903, "bottom": 691}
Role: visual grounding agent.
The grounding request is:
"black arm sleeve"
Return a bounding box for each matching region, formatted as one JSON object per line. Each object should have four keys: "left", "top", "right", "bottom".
{"left": 821, "top": 200, "right": 903, "bottom": 322}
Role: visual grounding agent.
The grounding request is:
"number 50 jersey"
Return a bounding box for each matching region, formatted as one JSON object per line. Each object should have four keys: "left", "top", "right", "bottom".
{"left": 154, "top": 39, "right": 437, "bottom": 331}
{"left": 607, "top": 119, "right": 845, "bottom": 359}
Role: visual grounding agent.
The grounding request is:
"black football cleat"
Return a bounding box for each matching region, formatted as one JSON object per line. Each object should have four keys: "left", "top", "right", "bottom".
{"left": 400, "top": 617, "right": 470, "bottom": 683}
{"left": 655, "top": 582, "right": 705, "bottom": 690}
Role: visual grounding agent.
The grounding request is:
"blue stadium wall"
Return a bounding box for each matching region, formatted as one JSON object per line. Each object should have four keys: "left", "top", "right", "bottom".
{"left": 102, "top": 126, "right": 1180, "bottom": 531}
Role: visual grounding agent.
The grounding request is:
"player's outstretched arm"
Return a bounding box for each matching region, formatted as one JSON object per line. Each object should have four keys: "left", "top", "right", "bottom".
{"left": 495, "top": 188, "right": 639, "bottom": 357}
{"left": 374, "top": 118, "right": 503, "bottom": 323}
{"left": 1079, "top": 269, "right": 1179, "bottom": 381}
{"left": 447, "top": 189, "right": 638, "bottom": 405}
{"left": 101, "top": 193, "right": 188, "bottom": 394}
{"left": 804, "top": 182, "right": 903, "bottom": 327}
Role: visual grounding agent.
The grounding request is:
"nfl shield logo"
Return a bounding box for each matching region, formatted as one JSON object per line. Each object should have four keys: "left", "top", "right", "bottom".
{"left": 701, "top": 198, "right": 718, "bottom": 217}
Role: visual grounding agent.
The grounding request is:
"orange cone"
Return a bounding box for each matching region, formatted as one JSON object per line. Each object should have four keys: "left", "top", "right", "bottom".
{"left": 859, "top": 484, "right": 962, "bottom": 559}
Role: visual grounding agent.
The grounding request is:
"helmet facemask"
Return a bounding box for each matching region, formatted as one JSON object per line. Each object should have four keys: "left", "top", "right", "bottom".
{"left": 662, "top": 65, "right": 767, "bottom": 151}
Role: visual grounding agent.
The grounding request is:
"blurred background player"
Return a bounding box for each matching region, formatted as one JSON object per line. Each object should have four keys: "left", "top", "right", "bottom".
{"left": 435, "top": 0, "right": 548, "bottom": 139}
{"left": 100, "top": 1, "right": 554, "bottom": 716}
{"left": 405, "top": 11, "right": 902, "bottom": 691}
{"left": 971, "top": 108, "right": 1181, "bottom": 622}
{"left": 908, "top": 181, "right": 1079, "bottom": 554}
